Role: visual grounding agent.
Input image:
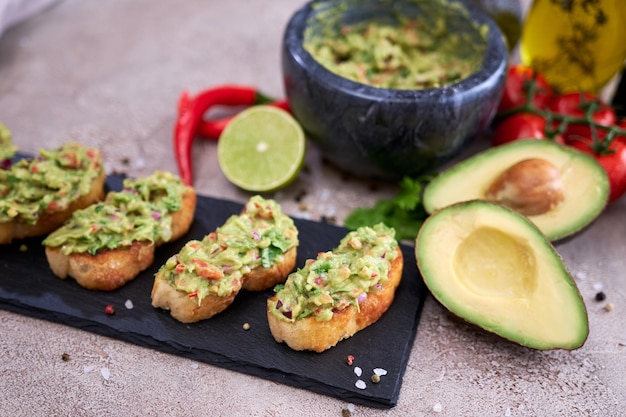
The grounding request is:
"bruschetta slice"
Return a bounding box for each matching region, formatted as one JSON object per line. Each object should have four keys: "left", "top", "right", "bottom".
{"left": 0, "top": 142, "right": 105, "bottom": 244}
{"left": 267, "top": 223, "right": 403, "bottom": 352}
{"left": 151, "top": 195, "right": 298, "bottom": 323}
{"left": 43, "top": 170, "right": 196, "bottom": 291}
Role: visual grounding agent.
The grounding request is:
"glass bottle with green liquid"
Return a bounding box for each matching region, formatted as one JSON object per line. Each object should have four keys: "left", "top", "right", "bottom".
{"left": 520, "top": 0, "right": 626, "bottom": 93}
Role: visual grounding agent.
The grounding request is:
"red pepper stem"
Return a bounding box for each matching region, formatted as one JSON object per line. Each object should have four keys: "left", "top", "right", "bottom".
{"left": 255, "top": 91, "right": 276, "bottom": 105}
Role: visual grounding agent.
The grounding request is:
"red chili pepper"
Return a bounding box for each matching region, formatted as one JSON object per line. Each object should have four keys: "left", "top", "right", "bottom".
{"left": 196, "top": 99, "right": 291, "bottom": 140}
{"left": 173, "top": 84, "right": 289, "bottom": 185}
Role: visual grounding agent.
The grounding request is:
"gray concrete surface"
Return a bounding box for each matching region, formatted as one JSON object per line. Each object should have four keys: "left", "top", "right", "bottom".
{"left": 1, "top": 1, "right": 624, "bottom": 416}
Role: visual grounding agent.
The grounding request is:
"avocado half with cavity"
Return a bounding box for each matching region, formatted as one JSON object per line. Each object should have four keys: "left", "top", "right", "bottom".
{"left": 416, "top": 200, "right": 588, "bottom": 350}
{"left": 423, "top": 140, "right": 609, "bottom": 241}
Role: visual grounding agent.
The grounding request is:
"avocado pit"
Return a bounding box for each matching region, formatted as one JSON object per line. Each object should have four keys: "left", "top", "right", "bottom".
{"left": 485, "top": 158, "right": 565, "bottom": 216}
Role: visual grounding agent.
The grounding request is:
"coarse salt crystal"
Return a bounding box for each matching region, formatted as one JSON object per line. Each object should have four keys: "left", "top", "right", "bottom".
{"left": 433, "top": 403, "right": 442, "bottom": 413}
{"left": 347, "top": 404, "right": 355, "bottom": 413}
{"left": 505, "top": 407, "right": 512, "bottom": 416}
{"left": 355, "top": 380, "right": 366, "bottom": 390}
{"left": 575, "top": 271, "right": 587, "bottom": 280}
{"left": 100, "top": 367, "right": 110, "bottom": 380}
{"left": 83, "top": 365, "right": 94, "bottom": 373}
{"left": 190, "top": 362, "right": 199, "bottom": 369}
{"left": 124, "top": 299, "right": 134, "bottom": 309}
{"left": 354, "top": 366, "right": 362, "bottom": 377}
{"left": 593, "top": 282, "right": 604, "bottom": 292}
{"left": 373, "top": 368, "right": 387, "bottom": 376}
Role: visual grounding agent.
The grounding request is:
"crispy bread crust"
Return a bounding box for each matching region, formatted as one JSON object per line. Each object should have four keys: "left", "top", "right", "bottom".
{"left": 267, "top": 246, "right": 403, "bottom": 352}
{"left": 45, "top": 240, "right": 155, "bottom": 291}
{"left": 151, "top": 275, "right": 238, "bottom": 323}
{"left": 0, "top": 169, "right": 106, "bottom": 244}
{"left": 151, "top": 246, "right": 298, "bottom": 323}
{"left": 45, "top": 187, "right": 196, "bottom": 291}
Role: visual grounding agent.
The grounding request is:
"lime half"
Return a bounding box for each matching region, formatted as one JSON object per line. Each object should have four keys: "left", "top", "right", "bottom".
{"left": 217, "top": 105, "right": 305, "bottom": 192}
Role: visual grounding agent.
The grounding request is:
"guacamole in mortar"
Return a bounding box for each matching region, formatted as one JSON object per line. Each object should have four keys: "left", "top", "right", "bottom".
{"left": 304, "top": 5, "right": 487, "bottom": 89}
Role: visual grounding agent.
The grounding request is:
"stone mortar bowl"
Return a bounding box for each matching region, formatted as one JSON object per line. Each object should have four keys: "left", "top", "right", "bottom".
{"left": 282, "top": 0, "right": 508, "bottom": 180}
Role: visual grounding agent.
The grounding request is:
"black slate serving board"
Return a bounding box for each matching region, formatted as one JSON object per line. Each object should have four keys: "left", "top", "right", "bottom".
{"left": 0, "top": 175, "right": 428, "bottom": 408}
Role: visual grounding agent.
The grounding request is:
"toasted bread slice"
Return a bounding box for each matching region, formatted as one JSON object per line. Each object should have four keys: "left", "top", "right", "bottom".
{"left": 43, "top": 171, "right": 196, "bottom": 291}
{"left": 0, "top": 143, "right": 105, "bottom": 244}
{"left": 151, "top": 258, "right": 240, "bottom": 323}
{"left": 151, "top": 196, "right": 299, "bottom": 323}
{"left": 46, "top": 240, "right": 155, "bottom": 291}
{"left": 267, "top": 224, "right": 403, "bottom": 352}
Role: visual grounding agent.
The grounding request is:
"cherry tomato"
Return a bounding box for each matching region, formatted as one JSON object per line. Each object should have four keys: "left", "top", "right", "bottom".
{"left": 492, "top": 113, "right": 565, "bottom": 146}
{"left": 570, "top": 138, "right": 626, "bottom": 203}
{"left": 497, "top": 65, "right": 553, "bottom": 114}
{"left": 548, "top": 92, "right": 616, "bottom": 143}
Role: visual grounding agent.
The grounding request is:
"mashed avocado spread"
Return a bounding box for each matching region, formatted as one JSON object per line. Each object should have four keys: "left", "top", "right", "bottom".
{"left": 0, "top": 122, "right": 17, "bottom": 165}
{"left": 304, "top": 4, "right": 487, "bottom": 89}
{"left": 269, "top": 223, "right": 399, "bottom": 323}
{"left": 157, "top": 196, "right": 299, "bottom": 301}
{"left": 0, "top": 142, "right": 103, "bottom": 225}
{"left": 43, "top": 171, "right": 187, "bottom": 255}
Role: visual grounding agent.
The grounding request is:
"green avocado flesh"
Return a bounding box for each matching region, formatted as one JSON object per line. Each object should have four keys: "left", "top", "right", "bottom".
{"left": 423, "top": 140, "right": 609, "bottom": 241}
{"left": 416, "top": 200, "right": 589, "bottom": 350}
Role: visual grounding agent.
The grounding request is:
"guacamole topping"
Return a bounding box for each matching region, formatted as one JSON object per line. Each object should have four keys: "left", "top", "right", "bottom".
{"left": 303, "top": 5, "right": 487, "bottom": 89}
{"left": 157, "top": 196, "right": 299, "bottom": 302}
{"left": 0, "top": 122, "right": 17, "bottom": 165}
{"left": 269, "top": 223, "right": 399, "bottom": 323}
{"left": 43, "top": 170, "right": 187, "bottom": 255}
{"left": 0, "top": 142, "right": 103, "bottom": 225}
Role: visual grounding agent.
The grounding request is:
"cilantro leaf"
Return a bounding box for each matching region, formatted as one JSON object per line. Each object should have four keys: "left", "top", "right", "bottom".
{"left": 343, "top": 176, "right": 433, "bottom": 241}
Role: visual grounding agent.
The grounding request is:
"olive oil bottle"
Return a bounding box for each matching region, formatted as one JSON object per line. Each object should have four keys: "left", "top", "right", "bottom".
{"left": 520, "top": 0, "right": 626, "bottom": 93}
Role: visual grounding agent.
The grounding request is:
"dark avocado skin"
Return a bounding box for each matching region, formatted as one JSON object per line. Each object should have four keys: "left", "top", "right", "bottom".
{"left": 282, "top": 0, "right": 508, "bottom": 180}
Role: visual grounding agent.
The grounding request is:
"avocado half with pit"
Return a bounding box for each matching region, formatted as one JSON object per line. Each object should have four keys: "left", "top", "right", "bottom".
{"left": 416, "top": 200, "right": 588, "bottom": 350}
{"left": 423, "top": 140, "right": 609, "bottom": 241}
